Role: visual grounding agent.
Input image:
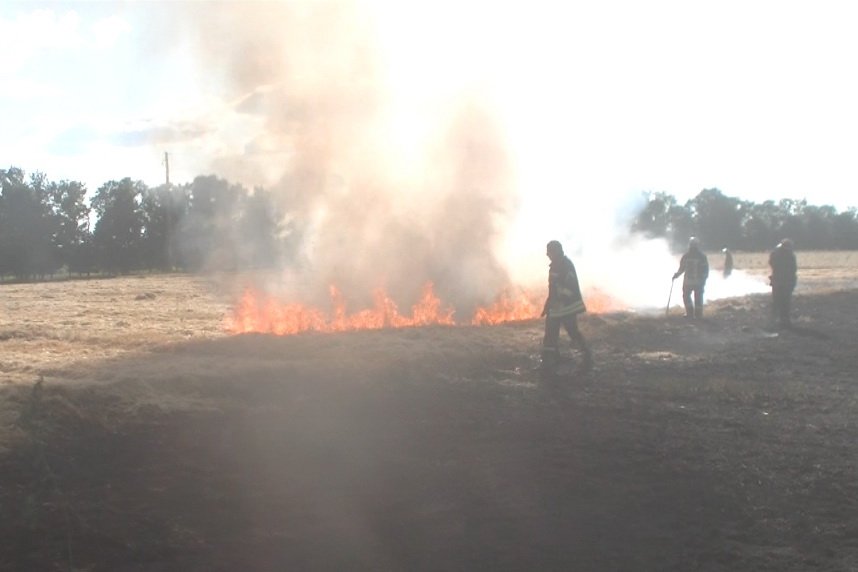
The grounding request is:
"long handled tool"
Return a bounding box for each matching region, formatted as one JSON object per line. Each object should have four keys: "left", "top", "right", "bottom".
{"left": 665, "top": 277, "right": 675, "bottom": 317}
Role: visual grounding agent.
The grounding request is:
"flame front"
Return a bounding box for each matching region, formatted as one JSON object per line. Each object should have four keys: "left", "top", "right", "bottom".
{"left": 227, "top": 283, "right": 623, "bottom": 335}
{"left": 470, "top": 290, "right": 541, "bottom": 325}
{"left": 228, "top": 282, "right": 456, "bottom": 335}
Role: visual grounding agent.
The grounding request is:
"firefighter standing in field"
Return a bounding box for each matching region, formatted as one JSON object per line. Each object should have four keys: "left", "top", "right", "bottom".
{"left": 541, "top": 240, "right": 593, "bottom": 371}
{"left": 769, "top": 238, "right": 797, "bottom": 328}
{"left": 722, "top": 247, "right": 734, "bottom": 278}
{"left": 672, "top": 237, "right": 710, "bottom": 319}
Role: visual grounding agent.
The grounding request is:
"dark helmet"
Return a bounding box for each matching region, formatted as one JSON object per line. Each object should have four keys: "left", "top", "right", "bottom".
{"left": 778, "top": 238, "right": 793, "bottom": 249}
{"left": 546, "top": 240, "right": 564, "bottom": 255}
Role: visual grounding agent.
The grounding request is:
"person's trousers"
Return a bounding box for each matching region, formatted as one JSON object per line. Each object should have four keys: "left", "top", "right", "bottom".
{"left": 542, "top": 314, "right": 590, "bottom": 364}
{"left": 682, "top": 284, "right": 704, "bottom": 318}
{"left": 772, "top": 285, "right": 794, "bottom": 325}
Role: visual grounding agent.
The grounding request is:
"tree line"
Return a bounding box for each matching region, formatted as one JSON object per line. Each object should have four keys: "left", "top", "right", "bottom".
{"left": 0, "top": 167, "right": 293, "bottom": 281}
{"left": 2, "top": 166, "right": 858, "bottom": 281}
{"left": 632, "top": 188, "right": 858, "bottom": 252}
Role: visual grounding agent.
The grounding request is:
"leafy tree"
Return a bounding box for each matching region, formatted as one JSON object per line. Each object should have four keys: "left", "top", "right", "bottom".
{"left": 832, "top": 209, "right": 858, "bottom": 250}
{"left": 632, "top": 191, "right": 676, "bottom": 238}
{"left": 91, "top": 178, "right": 146, "bottom": 274}
{"left": 685, "top": 188, "right": 746, "bottom": 251}
{"left": 629, "top": 191, "right": 858, "bottom": 252}
{"left": 140, "top": 184, "right": 188, "bottom": 271}
{"left": 28, "top": 172, "right": 63, "bottom": 277}
{"left": 8, "top": 162, "right": 858, "bottom": 282}
{"left": 741, "top": 200, "right": 782, "bottom": 250}
{"left": 802, "top": 205, "right": 837, "bottom": 249}
{"left": 178, "top": 175, "right": 244, "bottom": 271}
{"left": 49, "top": 179, "right": 91, "bottom": 271}
{"left": 666, "top": 202, "right": 694, "bottom": 251}
{"left": 67, "top": 234, "right": 97, "bottom": 276}
{"left": 0, "top": 168, "right": 57, "bottom": 279}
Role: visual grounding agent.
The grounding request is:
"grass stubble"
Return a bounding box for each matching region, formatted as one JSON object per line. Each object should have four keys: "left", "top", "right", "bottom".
{"left": 1, "top": 252, "right": 858, "bottom": 570}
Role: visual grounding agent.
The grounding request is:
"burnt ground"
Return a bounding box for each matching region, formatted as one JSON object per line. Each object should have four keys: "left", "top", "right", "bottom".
{"left": 2, "top": 289, "right": 858, "bottom": 571}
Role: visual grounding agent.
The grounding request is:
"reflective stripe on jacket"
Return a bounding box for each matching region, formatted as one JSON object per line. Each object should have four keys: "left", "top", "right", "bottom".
{"left": 548, "top": 297, "right": 586, "bottom": 317}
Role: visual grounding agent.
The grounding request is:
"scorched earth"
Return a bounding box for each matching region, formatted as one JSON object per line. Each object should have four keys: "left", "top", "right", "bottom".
{"left": 1, "top": 261, "right": 857, "bottom": 571}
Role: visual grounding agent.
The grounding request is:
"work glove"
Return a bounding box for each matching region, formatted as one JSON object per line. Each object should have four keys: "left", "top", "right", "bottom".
{"left": 672, "top": 272, "right": 680, "bottom": 280}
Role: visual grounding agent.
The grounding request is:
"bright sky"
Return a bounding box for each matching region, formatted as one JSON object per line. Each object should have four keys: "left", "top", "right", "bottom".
{"left": 2, "top": 0, "right": 857, "bottom": 213}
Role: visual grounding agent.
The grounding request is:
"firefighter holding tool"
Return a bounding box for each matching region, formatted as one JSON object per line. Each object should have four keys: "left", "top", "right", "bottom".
{"left": 541, "top": 240, "right": 593, "bottom": 372}
{"left": 672, "top": 237, "right": 710, "bottom": 319}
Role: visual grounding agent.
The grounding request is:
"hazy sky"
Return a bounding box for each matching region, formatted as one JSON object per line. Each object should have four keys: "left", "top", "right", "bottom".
{"left": 0, "top": 0, "right": 858, "bottom": 208}
{"left": 7, "top": 0, "right": 854, "bottom": 310}
{"left": 2, "top": 0, "right": 857, "bottom": 215}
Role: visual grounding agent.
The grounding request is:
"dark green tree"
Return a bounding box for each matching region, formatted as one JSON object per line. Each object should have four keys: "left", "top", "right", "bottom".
{"left": 0, "top": 168, "right": 57, "bottom": 279}
{"left": 685, "top": 188, "right": 747, "bottom": 251}
{"left": 178, "top": 175, "right": 244, "bottom": 271}
{"left": 802, "top": 205, "right": 837, "bottom": 249}
{"left": 28, "top": 172, "right": 62, "bottom": 277}
{"left": 49, "top": 179, "right": 91, "bottom": 272}
{"left": 140, "top": 184, "right": 188, "bottom": 271}
{"left": 832, "top": 209, "right": 858, "bottom": 250}
{"left": 91, "top": 178, "right": 146, "bottom": 274}
{"left": 741, "top": 200, "right": 782, "bottom": 250}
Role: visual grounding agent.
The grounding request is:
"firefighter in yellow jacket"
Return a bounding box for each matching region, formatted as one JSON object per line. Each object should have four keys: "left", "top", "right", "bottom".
{"left": 541, "top": 240, "right": 592, "bottom": 371}
{"left": 672, "top": 237, "right": 710, "bottom": 319}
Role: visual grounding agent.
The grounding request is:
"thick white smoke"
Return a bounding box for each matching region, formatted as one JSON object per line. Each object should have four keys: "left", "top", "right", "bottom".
{"left": 150, "top": 1, "right": 768, "bottom": 314}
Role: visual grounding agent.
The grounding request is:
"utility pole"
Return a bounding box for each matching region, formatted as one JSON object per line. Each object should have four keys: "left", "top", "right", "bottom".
{"left": 163, "top": 151, "right": 174, "bottom": 270}
{"left": 164, "top": 151, "right": 170, "bottom": 187}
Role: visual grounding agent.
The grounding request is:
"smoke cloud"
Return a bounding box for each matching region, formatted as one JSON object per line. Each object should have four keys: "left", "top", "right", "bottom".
{"left": 148, "top": 1, "right": 518, "bottom": 314}
{"left": 147, "top": 1, "right": 768, "bottom": 314}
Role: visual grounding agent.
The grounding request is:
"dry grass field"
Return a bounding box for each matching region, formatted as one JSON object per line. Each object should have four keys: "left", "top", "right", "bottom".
{"left": 1, "top": 252, "right": 858, "bottom": 571}
{"left": 727, "top": 250, "right": 858, "bottom": 293}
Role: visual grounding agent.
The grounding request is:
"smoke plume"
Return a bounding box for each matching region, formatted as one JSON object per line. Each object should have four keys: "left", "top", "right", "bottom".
{"left": 154, "top": 1, "right": 517, "bottom": 314}
{"left": 149, "top": 1, "right": 768, "bottom": 314}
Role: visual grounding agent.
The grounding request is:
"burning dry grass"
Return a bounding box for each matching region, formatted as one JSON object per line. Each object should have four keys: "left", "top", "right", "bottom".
{"left": 2, "top": 263, "right": 858, "bottom": 570}
{"left": 0, "top": 273, "right": 550, "bottom": 451}
{"left": 1, "top": 253, "right": 856, "bottom": 390}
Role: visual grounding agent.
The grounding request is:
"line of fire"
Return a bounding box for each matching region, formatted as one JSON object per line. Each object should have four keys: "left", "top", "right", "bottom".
{"left": 227, "top": 283, "right": 621, "bottom": 336}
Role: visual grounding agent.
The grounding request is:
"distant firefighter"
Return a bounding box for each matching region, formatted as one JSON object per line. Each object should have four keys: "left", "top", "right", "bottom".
{"left": 541, "top": 240, "right": 592, "bottom": 371}
{"left": 722, "top": 247, "right": 734, "bottom": 278}
{"left": 672, "top": 237, "right": 710, "bottom": 319}
{"left": 769, "top": 238, "right": 797, "bottom": 328}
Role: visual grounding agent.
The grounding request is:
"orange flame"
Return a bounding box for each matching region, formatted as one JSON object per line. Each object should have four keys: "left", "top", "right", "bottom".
{"left": 470, "top": 289, "right": 541, "bottom": 325}
{"left": 227, "top": 283, "right": 625, "bottom": 335}
{"left": 228, "top": 282, "right": 455, "bottom": 335}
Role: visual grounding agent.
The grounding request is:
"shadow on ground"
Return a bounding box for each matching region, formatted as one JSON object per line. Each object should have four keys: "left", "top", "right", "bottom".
{"left": 2, "top": 291, "right": 858, "bottom": 571}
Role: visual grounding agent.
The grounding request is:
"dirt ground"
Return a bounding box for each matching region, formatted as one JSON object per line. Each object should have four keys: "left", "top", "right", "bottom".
{"left": 1, "top": 259, "right": 858, "bottom": 571}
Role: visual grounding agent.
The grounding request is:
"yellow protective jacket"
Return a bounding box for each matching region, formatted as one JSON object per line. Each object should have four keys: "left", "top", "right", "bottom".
{"left": 546, "top": 256, "right": 586, "bottom": 318}
{"left": 676, "top": 248, "right": 709, "bottom": 287}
